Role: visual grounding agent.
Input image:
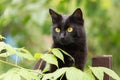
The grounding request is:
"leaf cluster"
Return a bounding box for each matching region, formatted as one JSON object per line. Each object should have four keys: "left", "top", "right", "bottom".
{"left": 0, "top": 35, "right": 120, "bottom": 80}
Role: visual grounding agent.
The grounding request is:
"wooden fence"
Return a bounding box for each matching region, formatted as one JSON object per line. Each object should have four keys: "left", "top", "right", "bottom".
{"left": 92, "top": 55, "right": 112, "bottom": 80}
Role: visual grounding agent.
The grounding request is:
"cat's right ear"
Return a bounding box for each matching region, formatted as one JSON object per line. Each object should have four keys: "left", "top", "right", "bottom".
{"left": 49, "top": 9, "right": 62, "bottom": 23}
{"left": 71, "top": 8, "right": 83, "bottom": 19}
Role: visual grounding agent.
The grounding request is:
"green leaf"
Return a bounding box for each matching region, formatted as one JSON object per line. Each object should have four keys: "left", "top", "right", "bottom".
{"left": 83, "top": 70, "right": 95, "bottom": 80}
{"left": 0, "top": 41, "right": 34, "bottom": 58}
{"left": 19, "top": 68, "right": 32, "bottom": 80}
{"left": 0, "top": 35, "right": 5, "bottom": 40}
{"left": 51, "top": 48, "right": 64, "bottom": 62}
{"left": 90, "top": 66, "right": 120, "bottom": 80}
{"left": 98, "top": 67, "right": 120, "bottom": 80}
{"left": 17, "top": 52, "right": 35, "bottom": 61}
{"left": 0, "top": 73, "right": 5, "bottom": 79}
{"left": 42, "top": 67, "right": 68, "bottom": 80}
{"left": 0, "top": 68, "right": 21, "bottom": 80}
{"left": 0, "top": 42, "right": 16, "bottom": 57}
{"left": 90, "top": 67, "right": 104, "bottom": 80}
{"left": 19, "top": 69, "right": 41, "bottom": 80}
{"left": 51, "top": 67, "right": 68, "bottom": 79}
{"left": 66, "top": 67, "right": 84, "bottom": 80}
{"left": 4, "top": 73, "right": 20, "bottom": 80}
{"left": 0, "top": 68, "right": 42, "bottom": 80}
{"left": 41, "top": 54, "right": 58, "bottom": 67}
{"left": 0, "top": 42, "right": 35, "bottom": 60}
{"left": 11, "top": 74, "right": 21, "bottom": 80}
{"left": 16, "top": 48, "right": 35, "bottom": 60}
{"left": 59, "top": 48, "right": 75, "bottom": 63}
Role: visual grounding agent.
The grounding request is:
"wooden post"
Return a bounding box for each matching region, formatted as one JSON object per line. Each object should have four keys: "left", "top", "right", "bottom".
{"left": 92, "top": 55, "right": 112, "bottom": 80}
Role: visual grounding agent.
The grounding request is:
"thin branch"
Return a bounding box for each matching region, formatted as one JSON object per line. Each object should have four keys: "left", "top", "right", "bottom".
{"left": 0, "top": 59, "right": 22, "bottom": 69}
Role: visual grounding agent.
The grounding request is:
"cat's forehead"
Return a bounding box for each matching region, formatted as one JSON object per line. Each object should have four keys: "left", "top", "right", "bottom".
{"left": 62, "top": 15, "right": 69, "bottom": 21}
{"left": 61, "top": 15, "right": 70, "bottom": 25}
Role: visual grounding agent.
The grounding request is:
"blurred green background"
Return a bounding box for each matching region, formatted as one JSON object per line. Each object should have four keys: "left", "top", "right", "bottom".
{"left": 0, "top": 0, "right": 120, "bottom": 76}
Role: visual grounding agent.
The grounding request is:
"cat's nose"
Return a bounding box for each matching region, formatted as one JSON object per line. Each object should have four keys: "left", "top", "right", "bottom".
{"left": 60, "top": 33, "right": 65, "bottom": 39}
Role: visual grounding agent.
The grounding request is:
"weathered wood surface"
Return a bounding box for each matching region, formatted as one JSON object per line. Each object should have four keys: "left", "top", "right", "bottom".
{"left": 92, "top": 55, "right": 112, "bottom": 80}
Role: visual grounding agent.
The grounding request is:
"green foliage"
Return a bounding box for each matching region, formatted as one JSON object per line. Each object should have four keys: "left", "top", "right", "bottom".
{"left": 0, "top": 35, "right": 5, "bottom": 40}
{"left": 0, "top": 0, "right": 120, "bottom": 78}
{"left": 41, "top": 54, "right": 58, "bottom": 67}
{"left": 90, "top": 67, "right": 120, "bottom": 80}
{"left": 0, "top": 0, "right": 120, "bottom": 74}
{"left": 0, "top": 42, "right": 35, "bottom": 61}
{"left": 42, "top": 67, "right": 68, "bottom": 80}
{"left": 50, "top": 48, "right": 64, "bottom": 62}
{"left": 66, "top": 67, "right": 84, "bottom": 80}
{"left": 0, "top": 38, "right": 120, "bottom": 80}
{"left": 0, "top": 68, "right": 42, "bottom": 80}
{"left": 43, "top": 66, "right": 120, "bottom": 80}
{"left": 50, "top": 48, "right": 75, "bottom": 63}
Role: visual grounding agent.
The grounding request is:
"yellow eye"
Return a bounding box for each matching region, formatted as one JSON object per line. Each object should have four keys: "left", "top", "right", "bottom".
{"left": 67, "top": 27, "right": 73, "bottom": 32}
{"left": 55, "top": 27, "right": 60, "bottom": 32}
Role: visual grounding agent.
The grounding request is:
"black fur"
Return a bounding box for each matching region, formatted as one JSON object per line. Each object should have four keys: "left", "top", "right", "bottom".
{"left": 34, "top": 8, "right": 87, "bottom": 74}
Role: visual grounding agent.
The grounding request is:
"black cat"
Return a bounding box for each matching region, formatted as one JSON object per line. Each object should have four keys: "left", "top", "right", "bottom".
{"left": 34, "top": 8, "right": 87, "bottom": 73}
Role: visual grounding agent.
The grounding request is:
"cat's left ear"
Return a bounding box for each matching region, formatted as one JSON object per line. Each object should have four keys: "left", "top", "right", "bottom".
{"left": 71, "top": 8, "right": 83, "bottom": 19}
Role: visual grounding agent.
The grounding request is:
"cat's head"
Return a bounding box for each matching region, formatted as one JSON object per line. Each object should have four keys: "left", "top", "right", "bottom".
{"left": 49, "top": 8, "right": 85, "bottom": 45}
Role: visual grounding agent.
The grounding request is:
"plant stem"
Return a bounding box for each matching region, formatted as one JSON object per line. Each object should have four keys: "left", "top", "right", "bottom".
{"left": 0, "top": 59, "right": 22, "bottom": 69}
{"left": 15, "top": 55, "right": 18, "bottom": 65}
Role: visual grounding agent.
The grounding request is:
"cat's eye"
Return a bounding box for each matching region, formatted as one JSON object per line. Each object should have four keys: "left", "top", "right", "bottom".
{"left": 55, "top": 27, "right": 60, "bottom": 32}
{"left": 67, "top": 27, "right": 73, "bottom": 32}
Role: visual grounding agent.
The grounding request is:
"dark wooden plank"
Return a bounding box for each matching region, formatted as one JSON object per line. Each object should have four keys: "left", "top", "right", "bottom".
{"left": 92, "top": 55, "right": 112, "bottom": 80}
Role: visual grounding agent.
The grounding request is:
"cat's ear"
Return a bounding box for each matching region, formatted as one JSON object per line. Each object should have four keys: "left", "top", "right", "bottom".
{"left": 71, "top": 8, "right": 83, "bottom": 19}
{"left": 49, "top": 9, "right": 62, "bottom": 23}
